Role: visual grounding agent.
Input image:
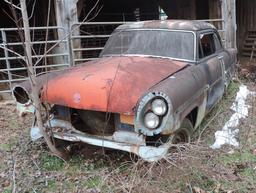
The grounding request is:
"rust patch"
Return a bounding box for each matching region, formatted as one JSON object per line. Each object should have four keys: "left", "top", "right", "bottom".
{"left": 120, "top": 114, "right": 135, "bottom": 125}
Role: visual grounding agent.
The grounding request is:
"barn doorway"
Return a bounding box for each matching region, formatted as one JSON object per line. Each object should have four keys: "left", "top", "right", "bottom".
{"left": 236, "top": 0, "right": 256, "bottom": 58}
{"left": 196, "top": 0, "right": 209, "bottom": 19}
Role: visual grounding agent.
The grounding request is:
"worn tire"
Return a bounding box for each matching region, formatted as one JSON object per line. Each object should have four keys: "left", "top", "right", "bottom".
{"left": 146, "top": 118, "right": 193, "bottom": 146}
{"left": 170, "top": 118, "right": 193, "bottom": 144}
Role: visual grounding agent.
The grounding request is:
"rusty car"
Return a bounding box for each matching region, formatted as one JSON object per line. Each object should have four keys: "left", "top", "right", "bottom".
{"left": 13, "top": 20, "right": 236, "bottom": 161}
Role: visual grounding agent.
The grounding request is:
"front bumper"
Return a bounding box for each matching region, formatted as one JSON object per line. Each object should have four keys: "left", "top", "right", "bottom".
{"left": 31, "top": 119, "right": 170, "bottom": 162}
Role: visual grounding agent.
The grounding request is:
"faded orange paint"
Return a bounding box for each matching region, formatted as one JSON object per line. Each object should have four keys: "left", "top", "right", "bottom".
{"left": 120, "top": 114, "right": 135, "bottom": 125}
{"left": 41, "top": 56, "right": 187, "bottom": 115}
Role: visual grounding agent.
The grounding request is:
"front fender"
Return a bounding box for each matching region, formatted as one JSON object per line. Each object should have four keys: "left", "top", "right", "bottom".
{"left": 136, "top": 65, "right": 208, "bottom": 134}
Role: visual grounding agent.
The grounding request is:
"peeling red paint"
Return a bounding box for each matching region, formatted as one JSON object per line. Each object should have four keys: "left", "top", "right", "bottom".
{"left": 41, "top": 56, "right": 187, "bottom": 114}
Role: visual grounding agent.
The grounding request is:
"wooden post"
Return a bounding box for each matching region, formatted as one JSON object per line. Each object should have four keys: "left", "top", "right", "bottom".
{"left": 55, "top": 0, "right": 80, "bottom": 66}
{"left": 224, "top": 0, "right": 237, "bottom": 49}
{"left": 221, "top": 0, "right": 227, "bottom": 48}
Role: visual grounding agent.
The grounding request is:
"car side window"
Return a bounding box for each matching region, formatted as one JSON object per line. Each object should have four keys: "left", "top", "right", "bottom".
{"left": 199, "top": 33, "right": 215, "bottom": 58}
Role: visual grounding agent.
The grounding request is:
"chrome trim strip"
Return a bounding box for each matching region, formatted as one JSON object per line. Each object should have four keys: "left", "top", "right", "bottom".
{"left": 103, "top": 54, "right": 195, "bottom": 63}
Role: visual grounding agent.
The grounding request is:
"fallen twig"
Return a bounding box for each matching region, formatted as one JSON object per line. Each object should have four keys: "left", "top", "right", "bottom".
{"left": 12, "top": 158, "right": 16, "bottom": 193}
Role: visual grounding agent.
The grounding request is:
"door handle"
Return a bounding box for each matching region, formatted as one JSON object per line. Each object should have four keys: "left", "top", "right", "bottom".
{"left": 218, "top": 56, "right": 224, "bottom": 60}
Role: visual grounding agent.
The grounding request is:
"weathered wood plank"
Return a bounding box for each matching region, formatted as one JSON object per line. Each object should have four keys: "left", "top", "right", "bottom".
{"left": 225, "top": 0, "right": 236, "bottom": 49}
{"left": 55, "top": 0, "right": 80, "bottom": 66}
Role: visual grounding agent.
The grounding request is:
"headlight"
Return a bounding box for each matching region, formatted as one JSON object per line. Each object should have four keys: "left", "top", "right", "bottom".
{"left": 144, "top": 112, "right": 160, "bottom": 129}
{"left": 151, "top": 99, "right": 167, "bottom": 116}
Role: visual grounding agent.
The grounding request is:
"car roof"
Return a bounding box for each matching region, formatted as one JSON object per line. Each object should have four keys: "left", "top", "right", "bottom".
{"left": 116, "top": 20, "right": 216, "bottom": 31}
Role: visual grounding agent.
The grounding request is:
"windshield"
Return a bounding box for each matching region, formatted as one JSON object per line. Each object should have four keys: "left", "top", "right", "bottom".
{"left": 100, "top": 30, "right": 195, "bottom": 61}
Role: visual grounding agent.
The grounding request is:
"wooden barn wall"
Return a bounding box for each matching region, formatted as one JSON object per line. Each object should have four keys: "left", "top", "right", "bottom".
{"left": 237, "top": 0, "right": 256, "bottom": 51}
{"left": 158, "top": 0, "right": 196, "bottom": 19}
{"left": 159, "top": 0, "right": 221, "bottom": 21}
{"left": 209, "top": 0, "right": 222, "bottom": 29}
{"left": 209, "top": 0, "right": 220, "bottom": 19}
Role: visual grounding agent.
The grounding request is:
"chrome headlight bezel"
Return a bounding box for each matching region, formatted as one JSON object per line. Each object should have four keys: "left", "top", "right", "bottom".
{"left": 135, "top": 91, "right": 174, "bottom": 136}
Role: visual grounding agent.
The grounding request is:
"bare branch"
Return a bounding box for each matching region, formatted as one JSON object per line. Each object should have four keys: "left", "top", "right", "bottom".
{"left": 86, "top": 4, "right": 103, "bottom": 23}
{"left": 28, "top": 0, "right": 37, "bottom": 20}
{"left": 0, "top": 45, "right": 26, "bottom": 61}
{"left": 12, "top": 159, "right": 16, "bottom": 193}
{"left": 34, "top": 0, "right": 102, "bottom": 67}
{"left": 0, "top": 70, "right": 28, "bottom": 78}
{"left": 4, "top": 0, "right": 21, "bottom": 10}
{"left": 43, "top": 0, "right": 51, "bottom": 72}
{"left": 2, "top": 9, "right": 17, "bottom": 23}
{"left": 3, "top": 0, "right": 103, "bottom": 161}
{"left": 20, "top": 0, "right": 67, "bottom": 159}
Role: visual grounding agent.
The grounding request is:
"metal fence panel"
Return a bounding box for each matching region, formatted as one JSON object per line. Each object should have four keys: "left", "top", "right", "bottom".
{"left": 0, "top": 26, "right": 70, "bottom": 94}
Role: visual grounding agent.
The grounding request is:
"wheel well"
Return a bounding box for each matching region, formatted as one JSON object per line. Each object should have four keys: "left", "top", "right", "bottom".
{"left": 186, "top": 107, "right": 198, "bottom": 128}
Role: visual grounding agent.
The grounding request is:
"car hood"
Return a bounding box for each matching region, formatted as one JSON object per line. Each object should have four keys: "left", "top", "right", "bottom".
{"left": 41, "top": 56, "right": 187, "bottom": 114}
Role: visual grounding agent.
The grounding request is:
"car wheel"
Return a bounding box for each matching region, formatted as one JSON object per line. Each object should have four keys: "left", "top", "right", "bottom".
{"left": 145, "top": 118, "right": 193, "bottom": 147}
{"left": 169, "top": 118, "right": 193, "bottom": 144}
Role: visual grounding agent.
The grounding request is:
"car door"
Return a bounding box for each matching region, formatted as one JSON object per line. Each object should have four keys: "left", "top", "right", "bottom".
{"left": 198, "top": 31, "right": 225, "bottom": 111}
{"left": 213, "top": 32, "right": 233, "bottom": 87}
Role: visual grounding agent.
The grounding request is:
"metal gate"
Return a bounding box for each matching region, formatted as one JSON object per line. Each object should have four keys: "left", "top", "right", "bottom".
{"left": 0, "top": 26, "right": 70, "bottom": 95}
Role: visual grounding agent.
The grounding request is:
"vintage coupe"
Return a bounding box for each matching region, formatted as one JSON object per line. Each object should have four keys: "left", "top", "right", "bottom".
{"left": 13, "top": 20, "right": 236, "bottom": 161}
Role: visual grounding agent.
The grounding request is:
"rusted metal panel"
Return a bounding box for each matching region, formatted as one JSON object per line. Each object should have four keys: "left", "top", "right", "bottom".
{"left": 41, "top": 56, "right": 187, "bottom": 115}
{"left": 149, "top": 64, "right": 207, "bottom": 112}
{"left": 120, "top": 114, "right": 134, "bottom": 125}
{"left": 12, "top": 69, "right": 68, "bottom": 99}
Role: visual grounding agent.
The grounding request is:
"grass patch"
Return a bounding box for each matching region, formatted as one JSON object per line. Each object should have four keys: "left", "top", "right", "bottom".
{"left": 62, "top": 181, "right": 76, "bottom": 191}
{"left": 7, "top": 118, "right": 19, "bottom": 130}
{"left": 215, "top": 149, "right": 256, "bottom": 192}
{"left": 0, "top": 143, "right": 11, "bottom": 151}
{"left": 2, "top": 188, "right": 12, "bottom": 193}
{"left": 84, "top": 175, "right": 102, "bottom": 189}
{"left": 47, "top": 180, "right": 57, "bottom": 192}
{"left": 226, "top": 80, "right": 240, "bottom": 97}
{"left": 219, "top": 150, "right": 256, "bottom": 166}
{"left": 40, "top": 153, "right": 64, "bottom": 171}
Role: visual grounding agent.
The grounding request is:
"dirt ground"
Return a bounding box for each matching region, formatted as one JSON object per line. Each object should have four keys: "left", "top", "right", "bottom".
{"left": 0, "top": 70, "right": 256, "bottom": 192}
